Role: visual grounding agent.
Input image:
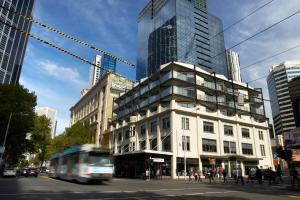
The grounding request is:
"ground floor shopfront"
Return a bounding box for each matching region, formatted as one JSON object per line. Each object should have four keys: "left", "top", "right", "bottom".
{"left": 113, "top": 153, "right": 268, "bottom": 179}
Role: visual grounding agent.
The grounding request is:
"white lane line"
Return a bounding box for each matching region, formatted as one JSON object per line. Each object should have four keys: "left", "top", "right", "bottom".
{"left": 78, "top": 191, "right": 238, "bottom": 200}
{"left": 0, "top": 189, "right": 237, "bottom": 196}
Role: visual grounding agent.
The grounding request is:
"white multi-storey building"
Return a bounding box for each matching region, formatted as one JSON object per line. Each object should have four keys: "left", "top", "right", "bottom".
{"left": 226, "top": 50, "right": 241, "bottom": 82}
{"left": 267, "top": 61, "right": 300, "bottom": 135}
{"left": 36, "top": 107, "right": 57, "bottom": 138}
{"left": 88, "top": 55, "right": 102, "bottom": 87}
{"left": 110, "top": 62, "right": 273, "bottom": 179}
{"left": 70, "top": 72, "right": 133, "bottom": 146}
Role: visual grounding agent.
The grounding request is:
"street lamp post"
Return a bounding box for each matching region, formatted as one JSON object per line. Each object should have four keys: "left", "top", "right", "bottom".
{"left": 0, "top": 112, "right": 12, "bottom": 161}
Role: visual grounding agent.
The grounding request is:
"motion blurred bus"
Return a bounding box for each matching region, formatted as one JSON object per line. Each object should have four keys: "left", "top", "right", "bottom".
{"left": 49, "top": 144, "right": 113, "bottom": 183}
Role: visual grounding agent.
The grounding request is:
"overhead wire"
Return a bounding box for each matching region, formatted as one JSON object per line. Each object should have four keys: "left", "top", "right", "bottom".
{"left": 0, "top": 18, "right": 110, "bottom": 73}
{"left": 240, "top": 44, "right": 300, "bottom": 70}
{"left": 0, "top": 4, "right": 135, "bottom": 68}
{"left": 209, "top": 0, "right": 276, "bottom": 40}
{"left": 197, "top": 10, "right": 300, "bottom": 72}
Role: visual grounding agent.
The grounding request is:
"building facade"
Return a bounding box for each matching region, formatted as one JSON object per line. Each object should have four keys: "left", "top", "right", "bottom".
{"left": 267, "top": 61, "right": 300, "bottom": 135}
{"left": 70, "top": 73, "right": 133, "bottom": 145}
{"left": 110, "top": 62, "right": 273, "bottom": 179}
{"left": 136, "top": 0, "right": 227, "bottom": 81}
{"left": 99, "top": 54, "right": 117, "bottom": 78}
{"left": 36, "top": 107, "right": 57, "bottom": 138}
{"left": 226, "top": 50, "right": 241, "bottom": 82}
{"left": 0, "top": 0, "right": 35, "bottom": 84}
{"left": 88, "top": 55, "right": 102, "bottom": 87}
{"left": 289, "top": 76, "right": 300, "bottom": 127}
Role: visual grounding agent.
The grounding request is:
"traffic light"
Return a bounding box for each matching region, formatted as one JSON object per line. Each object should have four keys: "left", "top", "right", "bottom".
{"left": 286, "top": 149, "right": 292, "bottom": 161}
{"left": 276, "top": 147, "right": 284, "bottom": 159}
{"left": 276, "top": 147, "right": 293, "bottom": 161}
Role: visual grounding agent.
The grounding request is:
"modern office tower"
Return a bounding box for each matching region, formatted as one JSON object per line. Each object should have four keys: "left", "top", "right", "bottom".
{"left": 226, "top": 50, "right": 241, "bottom": 82}
{"left": 289, "top": 76, "right": 300, "bottom": 127}
{"left": 100, "top": 54, "right": 117, "bottom": 77}
{"left": 110, "top": 62, "right": 272, "bottom": 179}
{"left": 36, "top": 107, "right": 57, "bottom": 138}
{"left": 0, "top": 0, "right": 35, "bottom": 84}
{"left": 70, "top": 73, "right": 133, "bottom": 146}
{"left": 89, "top": 55, "right": 117, "bottom": 87}
{"left": 267, "top": 61, "right": 300, "bottom": 135}
{"left": 89, "top": 55, "right": 102, "bottom": 87}
{"left": 136, "top": 0, "right": 227, "bottom": 81}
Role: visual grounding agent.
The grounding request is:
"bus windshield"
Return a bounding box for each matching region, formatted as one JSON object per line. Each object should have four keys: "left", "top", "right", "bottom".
{"left": 88, "top": 152, "right": 111, "bottom": 166}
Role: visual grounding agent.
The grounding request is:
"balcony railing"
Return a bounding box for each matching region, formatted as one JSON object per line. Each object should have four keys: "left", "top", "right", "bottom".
{"left": 174, "top": 87, "right": 195, "bottom": 98}
{"left": 161, "top": 87, "right": 172, "bottom": 98}
{"left": 174, "top": 71, "right": 194, "bottom": 83}
{"left": 160, "top": 72, "right": 172, "bottom": 83}
{"left": 140, "top": 85, "right": 149, "bottom": 95}
{"left": 149, "top": 80, "right": 159, "bottom": 90}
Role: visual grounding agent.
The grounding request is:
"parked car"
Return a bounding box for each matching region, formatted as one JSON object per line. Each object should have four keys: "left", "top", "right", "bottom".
{"left": 28, "top": 168, "right": 38, "bottom": 177}
{"left": 21, "top": 168, "right": 38, "bottom": 177}
{"left": 3, "top": 168, "right": 17, "bottom": 177}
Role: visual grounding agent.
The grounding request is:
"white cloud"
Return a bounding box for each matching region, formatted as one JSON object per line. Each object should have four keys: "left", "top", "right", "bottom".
{"left": 37, "top": 60, "right": 86, "bottom": 87}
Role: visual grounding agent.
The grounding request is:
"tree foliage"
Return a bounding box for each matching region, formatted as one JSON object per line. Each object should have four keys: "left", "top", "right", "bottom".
{"left": 0, "top": 84, "right": 36, "bottom": 165}
{"left": 47, "top": 122, "right": 95, "bottom": 155}
{"left": 30, "top": 115, "right": 52, "bottom": 167}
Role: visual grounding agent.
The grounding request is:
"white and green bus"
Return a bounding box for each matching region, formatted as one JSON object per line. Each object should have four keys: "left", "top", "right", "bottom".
{"left": 49, "top": 144, "right": 113, "bottom": 183}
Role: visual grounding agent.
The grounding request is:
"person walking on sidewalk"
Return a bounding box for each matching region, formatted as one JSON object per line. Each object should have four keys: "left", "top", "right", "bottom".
{"left": 197, "top": 169, "right": 202, "bottom": 182}
{"left": 235, "top": 167, "right": 244, "bottom": 185}
{"left": 276, "top": 164, "right": 283, "bottom": 184}
{"left": 291, "top": 167, "right": 299, "bottom": 186}
{"left": 267, "top": 167, "right": 275, "bottom": 185}
{"left": 256, "top": 166, "right": 263, "bottom": 184}
{"left": 222, "top": 169, "right": 227, "bottom": 183}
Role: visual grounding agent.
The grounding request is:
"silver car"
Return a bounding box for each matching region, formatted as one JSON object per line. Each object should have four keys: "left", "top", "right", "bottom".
{"left": 3, "top": 168, "right": 17, "bottom": 177}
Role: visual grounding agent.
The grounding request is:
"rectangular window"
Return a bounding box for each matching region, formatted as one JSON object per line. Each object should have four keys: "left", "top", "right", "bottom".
{"left": 129, "top": 142, "right": 135, "bottom": 151}
{"left": 202, "top": 139, "right": 217, "bottom": 152}
{"left": 162, "top": 136, "right": 171, "bottom": 151}
{"left": 223, "top": 141, "right": 236, "bottom": 154}
{"left": 162, "top": 117, "right": 170, "bottom": 129}
{"left": 140, "top": 140, "right": 146, "bottom": 150}
{"left": 123, "top": 144, "right": 129, "bottom": 152}
{"left": 140, "top": 124, "right": 146, "bottom": 135}
{"left": 125, "top": 130, "right": 130, "bottom": 139}
{"left": 118, "top": 133, "right": 122, "bottom": 141}
{"left": 260, "top": 144, "right": 266, "bottom": 156}
{"left": 181, "top": 117, "right": 190, "bottom": 130}
{"left": 150, "top": 121, "right": 157, "bottom": 133}
{"left": 224, "top": 125, "right": 233, "bottom": 136}
{"left": 242, "top": 143, "right": 253, "bottom": 155}
{"left": 258, "top": 131, "right": 264, "bottom": 140}
{"left": 242, "top": 128, "right": 250, "bottom": 138}
{"left": 150, "top": 138, "right": 157, "bottom": 150}
{"left": 182, "top": 136, "right": 190, "bottom": 151}
{"left": 203, "top": 121, "right": 214, "bottom": 133}
{"left": 130, "top": 126, "right": 136, "bottom": 136}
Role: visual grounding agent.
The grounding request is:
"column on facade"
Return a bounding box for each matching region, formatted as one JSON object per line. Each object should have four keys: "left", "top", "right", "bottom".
{"left": 95, "top": 89, "right": 104, "bottom": 145}
{"left": 170, "top": 110, "right": 177, "bottom": 179}
{"left": 157, "top": 115, "right": 161, "bottom": 151}
{"left": 196, "top": 113, "right": 203, "bottom": 175}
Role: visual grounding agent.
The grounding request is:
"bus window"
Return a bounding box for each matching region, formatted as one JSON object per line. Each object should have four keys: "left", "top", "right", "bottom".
{"left": 88, "top": 153, "right": 111, "bottom": 166}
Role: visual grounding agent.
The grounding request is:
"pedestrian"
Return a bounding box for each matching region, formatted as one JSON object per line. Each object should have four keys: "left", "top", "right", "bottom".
{"left": 188, "top": 168, "right": 192, "bottom": 181}
{"left": 235, "top": 168, "right": 244, "bottom": 185}
{"left": 209, "top": 168, "right": 214, "bottom": 183}
{"left": 255, "top": 166, "right": 262, "bottom": 184}
{"left": 267, "top": 167, "right": 275, "bottom": 185}
{"left": 246, "top": 168, "right": 254, "bottom": 183}
{"left": 197, "top": 169, "right": 202, "bottom": 182}
{"left": 193, "top": 169, "right": 198, "bottom": 181}
{"left": 222, "top": 169, "right": 227, "bottom": 183}
{"left": 276, "top": 164, "right": 283, "bottom": 184}
{"left": 291, "top": 167, "right": 299, "bottom": 186}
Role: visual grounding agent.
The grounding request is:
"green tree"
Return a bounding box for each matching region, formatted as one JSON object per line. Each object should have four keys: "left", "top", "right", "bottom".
{"left": 47, "top": 122, "right": 94, "bottom": 155}
{"left": 0, "top": 84, "right": 36, "bottom": 165}
{"left": 30, "top": 115, "right": 52, "bottom": 167}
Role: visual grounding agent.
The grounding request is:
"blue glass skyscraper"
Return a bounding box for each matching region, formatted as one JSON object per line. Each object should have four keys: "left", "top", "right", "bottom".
{"left": 0, "top": 0, "right": 35, "bottom": 84}
{"left": 136, "top": 0, "right": 227, "bottom": 80}
{"left": 100, "top": 54, "right": 116, "bottom": 77}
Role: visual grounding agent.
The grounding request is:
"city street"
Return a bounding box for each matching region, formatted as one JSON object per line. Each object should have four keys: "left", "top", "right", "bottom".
{"left": 0, "top": 176, "right": 299, "bottom": 200}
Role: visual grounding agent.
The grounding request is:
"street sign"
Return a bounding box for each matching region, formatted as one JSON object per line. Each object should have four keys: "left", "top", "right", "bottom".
{"left": 152, "top": 158, "right": 164, "bottom": 163}
{"left": 0, "top": 146, "right": 5, "bottom": 153}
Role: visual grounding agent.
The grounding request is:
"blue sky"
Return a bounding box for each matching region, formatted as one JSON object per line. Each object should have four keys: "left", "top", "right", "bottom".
{"left": 20, "top": 0, "right": 300, "bottom": 134}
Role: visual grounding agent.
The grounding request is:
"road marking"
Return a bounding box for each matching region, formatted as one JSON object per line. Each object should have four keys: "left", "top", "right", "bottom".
{"left": 288, "top": 196, "right": 300, "bottom": 199}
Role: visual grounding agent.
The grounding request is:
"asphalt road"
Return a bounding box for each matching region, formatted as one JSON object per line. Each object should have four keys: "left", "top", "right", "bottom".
{"left": 0, "top": 176, "right": 299, "bottom": 200}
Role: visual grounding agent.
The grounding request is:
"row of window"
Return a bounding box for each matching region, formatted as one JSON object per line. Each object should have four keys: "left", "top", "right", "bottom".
{"left": 201, "top": 139, "right": 266, "bottom": 156}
